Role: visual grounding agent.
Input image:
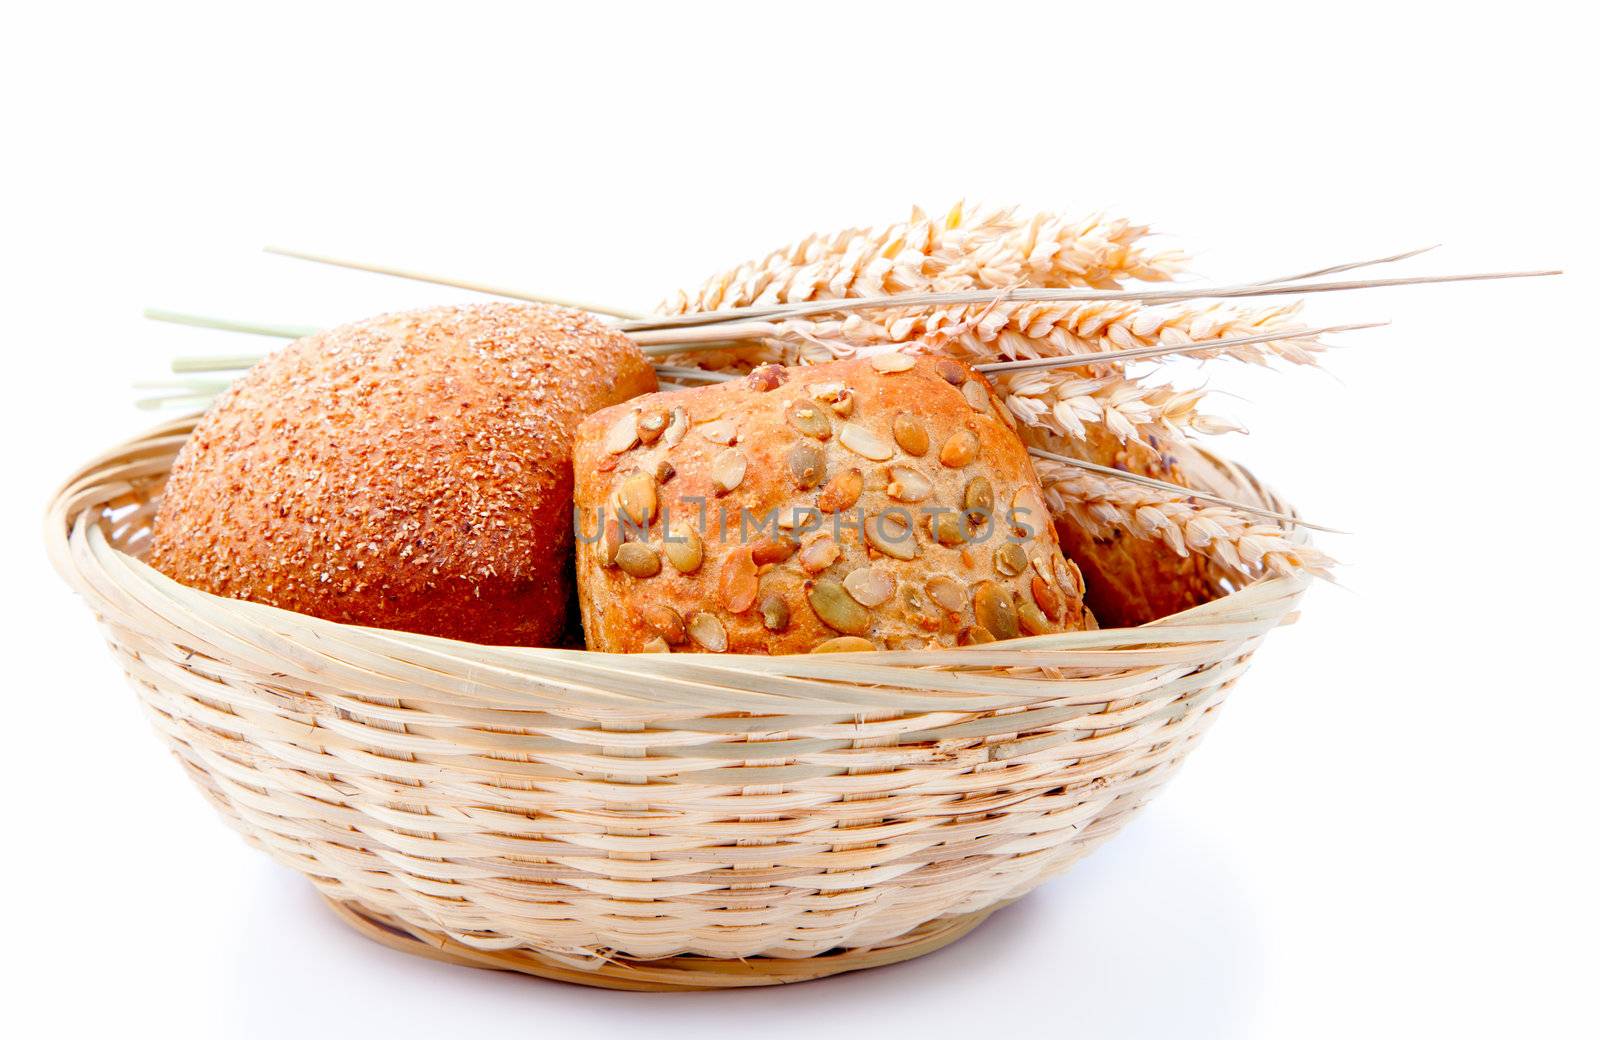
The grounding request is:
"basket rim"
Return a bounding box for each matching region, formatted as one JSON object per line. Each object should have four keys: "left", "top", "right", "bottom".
{"left": 45, "top": 415, "right": 1313, "bottom": 715}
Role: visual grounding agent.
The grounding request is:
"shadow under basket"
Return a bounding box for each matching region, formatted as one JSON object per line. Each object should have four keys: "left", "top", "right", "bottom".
{"left": 45, "top": 416, "right": 1310, "bottom": 991}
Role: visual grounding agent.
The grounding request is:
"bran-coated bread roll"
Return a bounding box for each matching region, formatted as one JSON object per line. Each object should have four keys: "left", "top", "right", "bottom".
{"left": 149, "top": 302, "right": 657, "bottom": 646}
{"left": 573, "top": 356, "right": 1090, "bottom": 654}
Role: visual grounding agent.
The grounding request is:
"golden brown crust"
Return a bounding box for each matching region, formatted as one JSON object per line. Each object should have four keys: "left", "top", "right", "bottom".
{"left": 574, "top": 356, "right": 1089, "bottom": 654}
{"left": 1052, "top": 426, "right": 1219, "bottom": 628}
{"left": 149, "top": 303, "right": 657, "bottom": 646}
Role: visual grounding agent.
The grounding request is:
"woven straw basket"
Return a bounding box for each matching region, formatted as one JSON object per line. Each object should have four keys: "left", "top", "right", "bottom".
{"left": 45, "top": 414, "right": 1310, "bottom": 990}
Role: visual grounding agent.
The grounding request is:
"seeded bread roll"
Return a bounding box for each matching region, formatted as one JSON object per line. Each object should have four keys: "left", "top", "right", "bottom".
{"left": 149, "top": 302, "right": 657, "bottom": 646}
{"left": 573, "top": 356, "right": 1090, "bottom": 654}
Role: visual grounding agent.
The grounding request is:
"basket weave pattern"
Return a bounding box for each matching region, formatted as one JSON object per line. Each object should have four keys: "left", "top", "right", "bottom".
{"left": 47, "top": 417, "right": 1309, "bottom": 989}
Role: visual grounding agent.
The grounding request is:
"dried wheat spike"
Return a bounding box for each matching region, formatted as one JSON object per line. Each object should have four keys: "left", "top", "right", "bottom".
{"left": 660, "top": 206, "right": 1332, "bottom": 579}
{"left": 921, "top": 299, "right": 1323, "bottom": 367}
{"left": 934, "top": 210, "right": 1183, "bottom": 290}
{"left": 996, "top": 369, "right": 1244, "bottom": 444}
{"left": 658, "top": 202, "right": 1182, "bottom": 315}
{"left": 1031, "top": 450, "right": 1334, "bottom": 580}
{"left": 1037, "top": 471, "right": 1331, "bottom": 581}
{"left": 760, "top": 298, "right": 1324, "bottom": 371}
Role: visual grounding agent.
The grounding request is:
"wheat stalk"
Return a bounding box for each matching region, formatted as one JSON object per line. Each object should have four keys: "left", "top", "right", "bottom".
{"left": 262, "top": 246, "right": 646, "bottom": 319}
{"left": 142, "top": 308, "right": 321, "bottom": 340}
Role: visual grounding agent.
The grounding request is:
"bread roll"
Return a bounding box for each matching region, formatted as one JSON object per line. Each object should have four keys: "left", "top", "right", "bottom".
{"left": 573, "top": 356, "right": 1090, "bottom": 654}
{"left": 1051, "top": 426, "right": 1222, "bottom": 627}
{"left": 149, "top": 302, "right": 657, "bottom": 646}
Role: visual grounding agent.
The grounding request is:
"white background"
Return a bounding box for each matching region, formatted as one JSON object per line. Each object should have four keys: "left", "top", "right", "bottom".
{"left": 4, "top": 3, "right": 1595, "bottom": 1037}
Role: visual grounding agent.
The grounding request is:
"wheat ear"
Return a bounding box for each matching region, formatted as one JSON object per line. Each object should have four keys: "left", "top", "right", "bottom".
{"left": 657, "top": 208, "right": 1346, "bottom": 578}
{"left": 1000, "top": 370, "right": 1243, "bottom": 444}
{"left": 1030, "top": 451, "right": 1334, "bottom": 581}
{"left": 717, "top": 297, "right": 1325, "bottom": 373}
{"left": 657, "top": 202, "right": 1183, "bottom": 317}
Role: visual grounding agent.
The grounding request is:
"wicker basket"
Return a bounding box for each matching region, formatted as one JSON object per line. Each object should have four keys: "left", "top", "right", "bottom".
{"left": 45, "top": 415, "right": 1310, "bottom": 990}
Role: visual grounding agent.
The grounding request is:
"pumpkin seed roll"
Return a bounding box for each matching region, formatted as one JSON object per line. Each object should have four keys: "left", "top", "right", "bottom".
{"left": 573, "top": 355, "right": 1091, "bottom": 654}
